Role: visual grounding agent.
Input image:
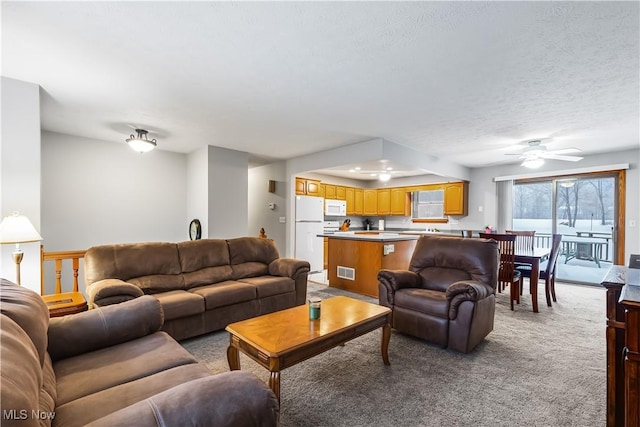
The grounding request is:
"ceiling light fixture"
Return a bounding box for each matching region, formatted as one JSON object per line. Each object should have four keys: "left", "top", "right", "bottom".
{"left": 126, "top": 129, "right": 157, "bottom": 153}
{"left": 522, "top": 158, "right": 545, "bottom": 169}
{"left": 379, "top": 173, "right": 391, "bottom": 182}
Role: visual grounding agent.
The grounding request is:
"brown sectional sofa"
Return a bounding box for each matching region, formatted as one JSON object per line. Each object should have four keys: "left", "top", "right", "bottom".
{"left": 84, "top": 237, "right": 310, "bottom": 341}
{"left": 0, "top": 278, "right": 279, "bottom": 427}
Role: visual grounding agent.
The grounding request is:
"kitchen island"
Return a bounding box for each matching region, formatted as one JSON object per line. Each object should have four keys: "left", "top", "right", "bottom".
{"left": 320, "top": 232, "right": 419, "bottom": 298}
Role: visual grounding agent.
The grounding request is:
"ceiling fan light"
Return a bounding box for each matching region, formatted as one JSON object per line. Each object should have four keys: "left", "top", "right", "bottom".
{"left": 522, "top": 158, "right": 545, "bottom": 169}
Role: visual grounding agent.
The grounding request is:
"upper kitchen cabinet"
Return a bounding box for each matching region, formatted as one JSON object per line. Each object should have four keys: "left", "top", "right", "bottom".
{"left": 335, "top": 186, "right": 347, "bottom": 200}
{"left": 363, "top": 189, "right": 378, "bottom": 215}
{"left": 346, "top": 187, "right": 355, "bottom": 215}
{"left": 295, "top": 177, "right": 321, "bottom": 196}
{"left": 377, "top": 189, "right": 391, "bottom": 216}
{"left": 443, "top": 182, "right": 468, "bottom": 216}
{"left": 390, "top": 187, "right": 410, "bottom": 215}
{"left": 324, "top": 184, "right": 337, "bottom": 199}
{"left": 354, "top": 188, "right": 364, "bottom": 215}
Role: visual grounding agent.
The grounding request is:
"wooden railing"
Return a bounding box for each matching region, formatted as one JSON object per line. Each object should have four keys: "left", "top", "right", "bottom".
{"left": 40, "top": 245, "right": 86, "bottom": 295}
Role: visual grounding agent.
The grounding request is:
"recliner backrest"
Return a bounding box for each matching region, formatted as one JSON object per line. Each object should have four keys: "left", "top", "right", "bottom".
{"left": 409, "top": 235, "right": 499, "bottom": 292}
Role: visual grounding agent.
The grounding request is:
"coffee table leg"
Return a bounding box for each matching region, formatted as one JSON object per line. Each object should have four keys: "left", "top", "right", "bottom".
{"left": 269, "top": 370, "right": 281, "bottom": 402}
{"left": 227, "top": 344, "right": 240, "bottom": 370}
{"left": 381, "top": 323, "right": 391, "bottom": 365}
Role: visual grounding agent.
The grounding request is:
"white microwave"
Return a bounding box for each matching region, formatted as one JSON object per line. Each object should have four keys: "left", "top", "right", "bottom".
{"left": 325, "top": 199, "right": 346, "bottom": 216}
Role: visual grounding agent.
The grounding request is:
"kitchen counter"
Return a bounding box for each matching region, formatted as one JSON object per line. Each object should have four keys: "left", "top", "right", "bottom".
{"left": 318, "top": 232, "right": 419, "bottom": 242}
{"left": 322, "top": 233, "right": 418, "bottom": 297}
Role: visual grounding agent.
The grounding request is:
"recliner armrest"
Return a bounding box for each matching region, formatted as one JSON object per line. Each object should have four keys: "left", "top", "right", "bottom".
{"left": 446, "top": 280, "right": 494, "bottom": 319}
{"left": 378, "top": 270, "right": 421, "bottom": 306}
{"left": 87, "top": 278, "right": 144, "bottom": 308}
{"left": 85, "top": 371, "right": 279, "bottom": 427}
{"left": 268, "top": 258, "right": 310, "bottom": 280}
{"left": 47, "top": 295, "right": 163, "bottom": 362}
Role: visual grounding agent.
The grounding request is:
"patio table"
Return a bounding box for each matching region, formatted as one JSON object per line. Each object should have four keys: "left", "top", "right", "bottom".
{"left": 562, "top": 235, "right": 606, "bottom": 268}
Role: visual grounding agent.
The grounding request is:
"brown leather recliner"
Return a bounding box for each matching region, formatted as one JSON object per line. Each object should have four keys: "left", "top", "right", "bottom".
{"left": 378, "top": 235, "right": 500, "bottom": 353}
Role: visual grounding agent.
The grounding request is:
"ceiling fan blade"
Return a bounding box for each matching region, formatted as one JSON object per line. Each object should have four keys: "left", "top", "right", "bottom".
{"left": 546, "top": 148, "right": 582, "bottom": 155}
{"left": 541, "top": 153, "right": 584, "bottom": 162}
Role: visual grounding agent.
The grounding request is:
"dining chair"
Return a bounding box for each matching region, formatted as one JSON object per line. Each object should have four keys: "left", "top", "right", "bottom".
{"left": 480, "top": 233, "right": 521, "bottom": 310}
{"left": 518, "top": 234, "right": 563, "bottom": 307}
{"left": 505, "top": 230, "right": 535, "bottom": 252}
{"left": 629, "top": 254, "right": 640, "bottom": 269}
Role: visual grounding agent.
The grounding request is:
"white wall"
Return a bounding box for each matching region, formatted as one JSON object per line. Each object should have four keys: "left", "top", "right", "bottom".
{"left": 187, "top": 146, "right": 210, "bottom": 238}
{"left": 207, "top": 145, "right": 249, "bottom": 238}
{"left": 41, "top": 131, "right": 188, "bottom": 249}
{"left": 248, "top": 162, "right": 287, "bottom": 252}
{"left": 0, "top": 77, "right": 42, "bottom": 292}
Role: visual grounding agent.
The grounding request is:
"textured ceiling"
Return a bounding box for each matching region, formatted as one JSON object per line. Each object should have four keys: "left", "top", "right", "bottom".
{"left": 2, "top": 1, "right": 638, "bottom": 172}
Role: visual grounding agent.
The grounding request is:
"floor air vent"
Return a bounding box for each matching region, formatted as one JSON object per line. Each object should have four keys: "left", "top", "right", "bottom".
{"left": 337, "top": 266, "right": 355, "bottom": 280}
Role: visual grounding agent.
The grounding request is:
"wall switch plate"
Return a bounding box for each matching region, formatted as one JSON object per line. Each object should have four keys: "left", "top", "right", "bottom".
{"left": 630, "top": 220, "right": 637, "bottom": 227}
{"left": 279, "top": 216, "right": 286, "bottom": 223}
{"left": 268, "top": 202, "right": 276, "bottom": 210}
{"left": 383, "top": 244, "right": 395, "bottom": 255}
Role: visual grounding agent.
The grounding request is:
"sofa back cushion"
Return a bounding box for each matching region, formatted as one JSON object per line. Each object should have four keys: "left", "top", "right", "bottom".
{"left": 409, "top": 236, "right": 499, "bottom": 293}
{"left": 0, "top": 279, "right": 56, "bottom": 427}
{"left": 85, "top": 243, "right": 184, "bottom": 293}
{"left": 177, "top": 240, "right": 233, "bottom": 288}
{"left": 227, "top": 237, "right": 279, "bottom": 279}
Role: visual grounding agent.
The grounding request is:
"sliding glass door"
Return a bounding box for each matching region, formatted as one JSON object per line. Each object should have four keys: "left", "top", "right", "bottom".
{"left": 512, "top": 172, "right": 622, "bottom": 285}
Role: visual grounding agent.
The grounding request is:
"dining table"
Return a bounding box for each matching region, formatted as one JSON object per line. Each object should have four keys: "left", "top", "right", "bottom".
{"left": 515, "top": 247, "right": 551, "bottom": 313}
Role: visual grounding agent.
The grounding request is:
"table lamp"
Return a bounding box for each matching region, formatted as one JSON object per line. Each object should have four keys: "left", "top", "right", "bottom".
{"left": 0, "top": 212, "right": 43, "bottom": 285}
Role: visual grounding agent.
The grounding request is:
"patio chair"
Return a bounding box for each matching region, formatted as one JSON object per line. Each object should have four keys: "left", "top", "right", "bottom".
{"left": 518, "top": 234, "right": 563, "bottom": 307}
{"left": 480, "top": 233, "right": 521, "bottom": 310}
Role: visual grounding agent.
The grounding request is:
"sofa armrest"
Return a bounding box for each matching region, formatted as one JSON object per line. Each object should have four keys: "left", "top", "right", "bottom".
{"left": 85, "top": 372, "right": 279, "bottom": 427}
{"left": 377, "top": 270, "right": 421, "bottom": 306}
{"left": 87, "top": 278, "right": 144, "bottom": 308}
{"left": 47, "top": 295, "right": 163, "bottom": 362}
{"left": 268, "top": 258, "right": 310, "bottom": 280}
{"left": 446, "top": 281, "right": 494, "bottom": 319}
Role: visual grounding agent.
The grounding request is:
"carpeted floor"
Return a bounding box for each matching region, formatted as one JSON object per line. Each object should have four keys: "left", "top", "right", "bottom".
{"left": 181, "top": 281, "right": 606, "bottom": 427}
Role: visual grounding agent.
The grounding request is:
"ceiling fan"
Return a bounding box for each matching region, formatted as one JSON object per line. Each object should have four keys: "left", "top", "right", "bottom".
{"left": 507, "top": 140, "right": 584, "bottom": 168}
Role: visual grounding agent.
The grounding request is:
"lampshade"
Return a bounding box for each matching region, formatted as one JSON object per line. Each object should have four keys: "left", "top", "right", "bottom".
{"left": 126, "top": 129, "right": 157, "bottom": 153}
{"left": 522, "top": 158, "right": 545, "bottom": 169}
{"left": 0, "top": 212, "right": 43, "bottom": 244}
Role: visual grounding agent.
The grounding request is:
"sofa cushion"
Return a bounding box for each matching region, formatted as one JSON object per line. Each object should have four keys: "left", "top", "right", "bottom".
{"left": 228, "top": 237, "right": 279, "bottom": 265}
{"left": 153, "top": 290, "right": 205, "bottom": 321}
{"left": 0, "top": 278, "right": 49, "bottom": 365}
{"left": 239, "top": 276, "right": 296, "bottom": 298}
{"left": 0, "top": 315, "right": 43, "bottom": 427}
{"left": 232, "top": 262, "right": 269, "bottom": 279}
{"left": 183, "top": 266, "right": 234, "bottom": 289}
{"left": 395, "top": 288, "right": 450, "bottom": 318}
{"left": 177, "top": 239, "right": 231, "bottom": 272}
{"left": 85, "top": 242, "right": 182, "bottom": 284}
{"left": 128, "top": 274, "right": 186, "bottom": 294}
{"left": 54, "top": 331, "right": 198, "bottom": 406}
{"left": 191, "top": 281, "right": 257, "bottom": 310}
{"left": 54, "top": 363, "right": 212, "bottom": 427}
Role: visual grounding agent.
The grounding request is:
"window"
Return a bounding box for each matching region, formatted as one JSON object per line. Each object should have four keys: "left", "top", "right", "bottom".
{"left": 411, "top": 189, "right": 445, "bottom": 219}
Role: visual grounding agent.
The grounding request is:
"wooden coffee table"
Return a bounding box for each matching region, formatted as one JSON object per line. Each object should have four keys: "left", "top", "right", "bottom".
{"left": 225, "top": 295, "right": 391, "bottom": 401}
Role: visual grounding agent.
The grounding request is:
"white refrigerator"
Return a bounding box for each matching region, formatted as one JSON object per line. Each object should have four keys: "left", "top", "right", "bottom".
{"left": 295, "top": 195, "right": 324, "bottom": 273}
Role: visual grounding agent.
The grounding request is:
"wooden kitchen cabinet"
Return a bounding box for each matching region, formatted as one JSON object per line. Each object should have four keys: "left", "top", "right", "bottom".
{"left": 390, "top": 187, "right": 409, "bottom": 215}
{"left": 324, "top": 184, "right": 337, "bottom": 200}
{"left": 443, "top": 182, "right": 468, "bottom": 215}
{"left": 323, "top": 237, "right": 328, "bottom": 270}
{"left": 336, "top": 186, "right": 346, "bottom": 200}
{"left": 363, "top": 189, "right": 378, "bottom": 215}
{"left": 318, "top": 183, "right": 325, "bottom": 198}
{"left": 295, "top": 178, "right": 321, "bottom": 196}
{"left": 377, "top": 189, "right": 391, "bottom": 216}
{"left": 346, "top": 187, "right": 355, "bottom": 215}
{"left": 354, "top": 189, "right": 364, "bottom": 215}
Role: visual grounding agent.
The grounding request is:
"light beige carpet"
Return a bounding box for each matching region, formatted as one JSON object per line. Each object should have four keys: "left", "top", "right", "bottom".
{"left": 181, "top": 281, "right": 606, "bottom": 427}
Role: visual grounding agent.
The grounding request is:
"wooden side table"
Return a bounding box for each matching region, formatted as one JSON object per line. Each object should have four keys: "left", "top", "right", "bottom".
{"left": 42, "top": 292, "right": 88, "bottom": 318}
